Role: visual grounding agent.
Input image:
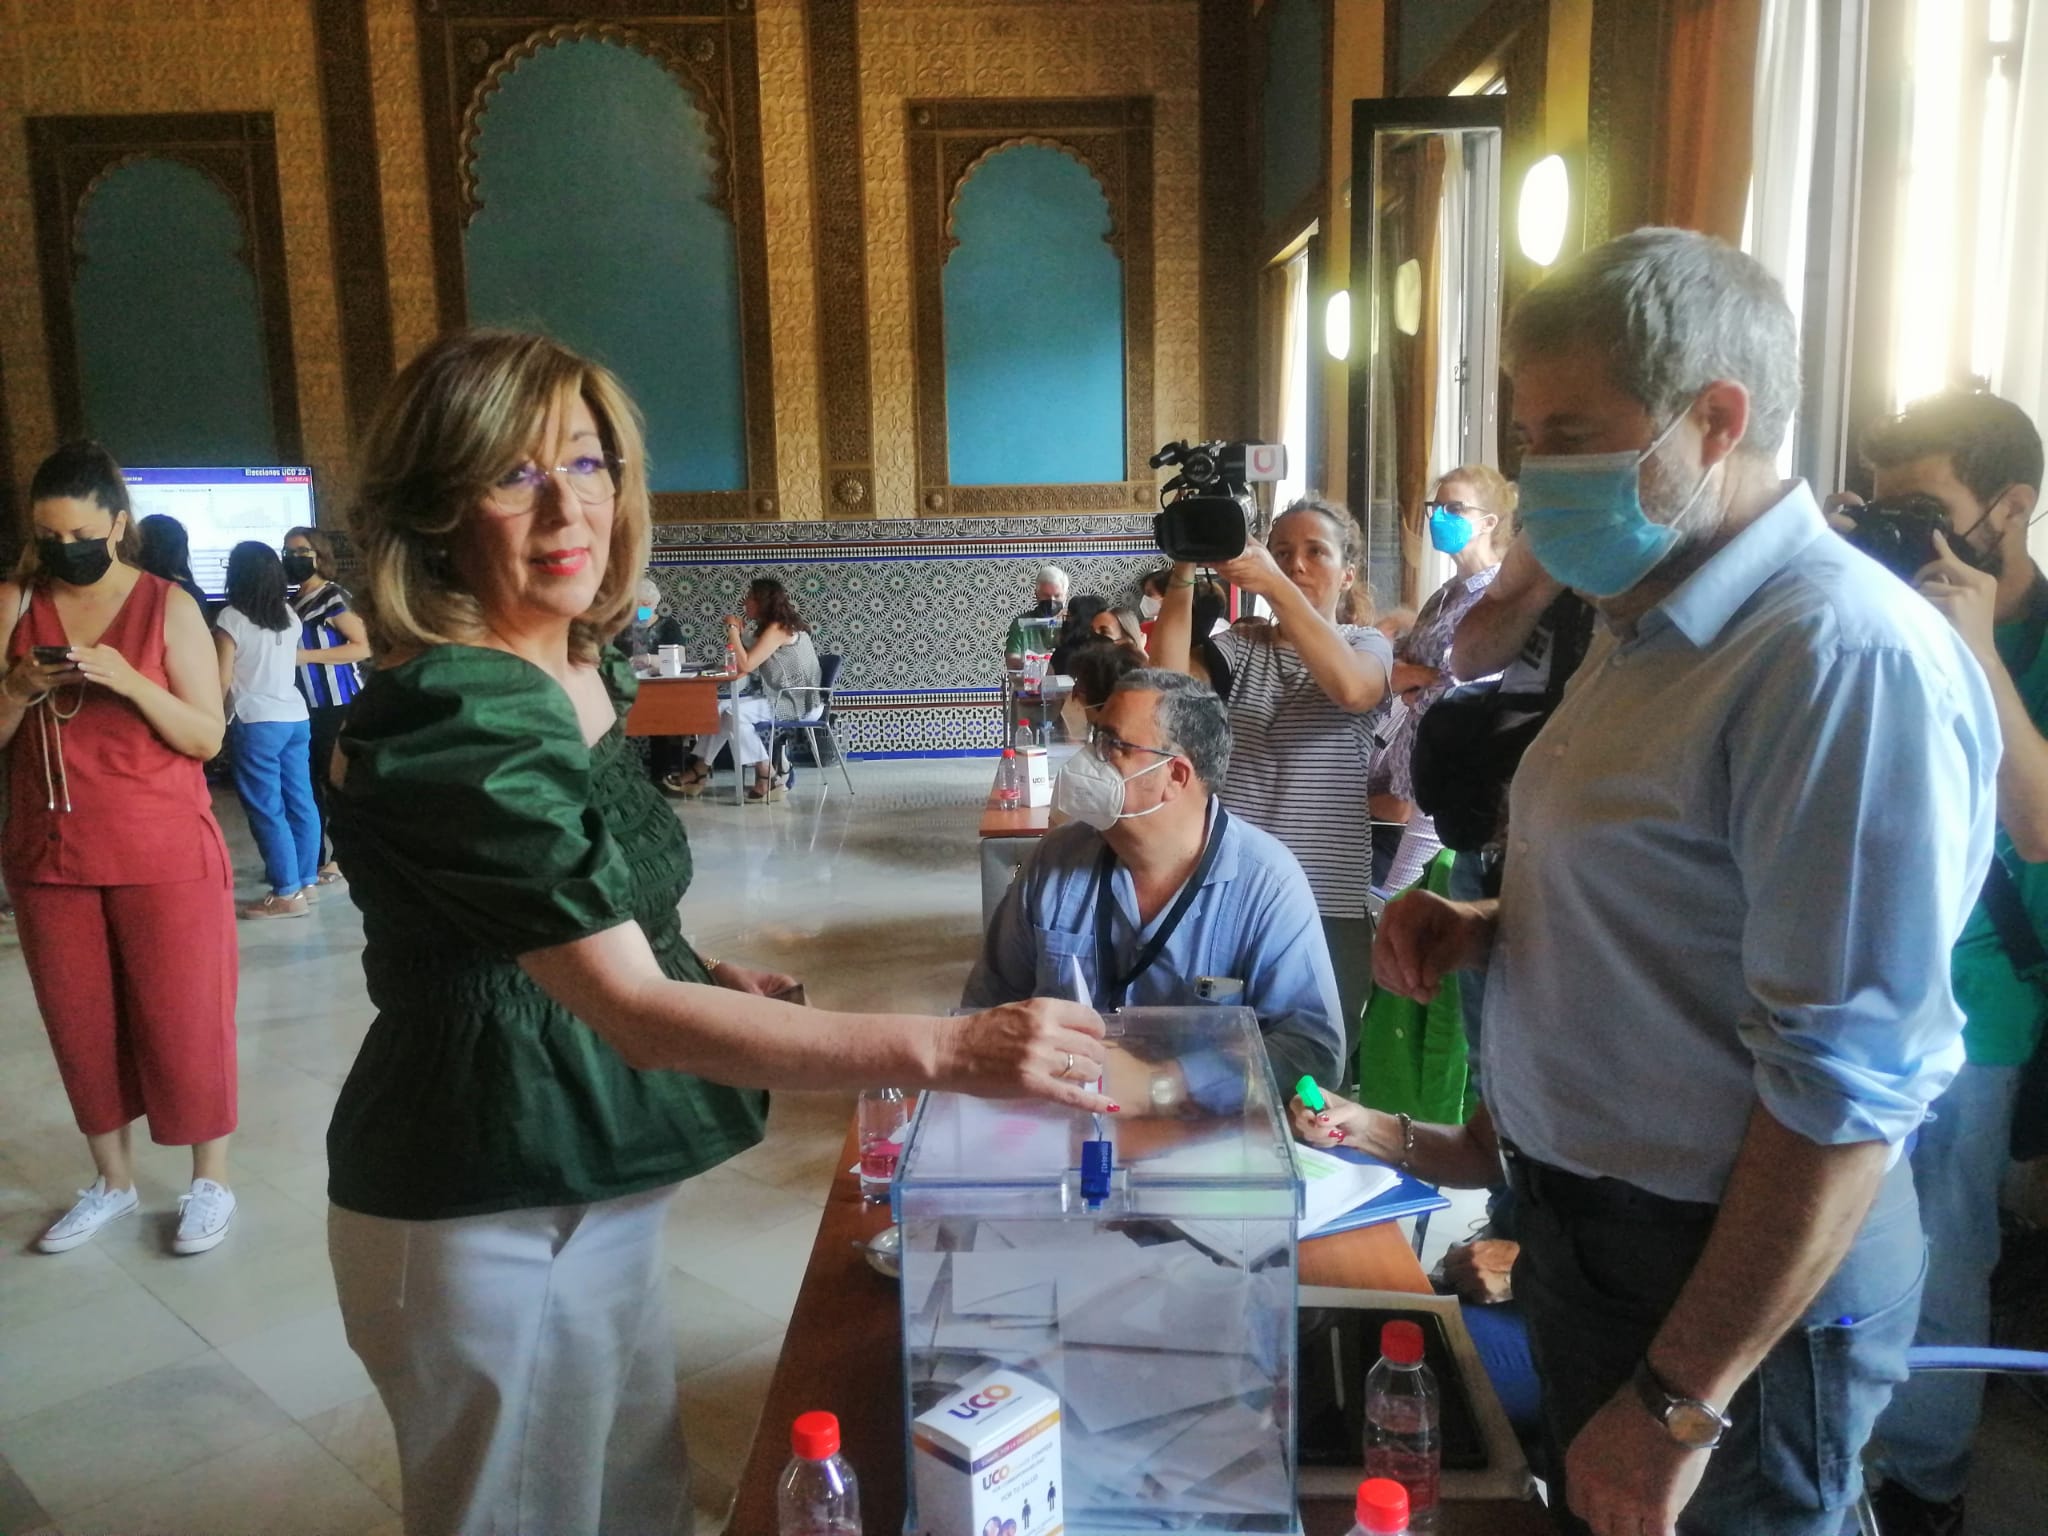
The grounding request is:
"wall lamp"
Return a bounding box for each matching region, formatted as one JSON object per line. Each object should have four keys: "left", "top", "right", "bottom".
{"left": 1519, "top": 153, "right": 1572, "bottom": 267}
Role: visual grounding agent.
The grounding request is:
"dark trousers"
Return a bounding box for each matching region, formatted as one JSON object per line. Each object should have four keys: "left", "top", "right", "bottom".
{"left": 1510, "top": 1148, "right": 1923, "bottom": 1535}
{"left": 308, "top": 702, "right": 350, "bottom": 866}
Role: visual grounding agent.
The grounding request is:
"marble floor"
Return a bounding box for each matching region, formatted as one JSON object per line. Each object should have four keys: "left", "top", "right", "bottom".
{"left": 0, "top": 758, "right": 1000, "bottom": 1536}
{"left": 1, "top": 758, "right": 2044, "bottom": 1535}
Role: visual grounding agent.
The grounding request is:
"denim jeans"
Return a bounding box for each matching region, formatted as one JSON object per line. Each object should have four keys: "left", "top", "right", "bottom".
{"left": 1515, "top": 1155, "right": 1924, "bottom": 1535}
{"left": 1870, "top": 1060, "right": 2022, "bottom": 1501}
{"left": 230, "top": 718, "right": 322, "bottom": 896}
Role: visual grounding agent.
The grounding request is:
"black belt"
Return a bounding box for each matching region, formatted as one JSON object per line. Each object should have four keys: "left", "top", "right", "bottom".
{"left": 1499, "top": 1139, "right": 1719, "bottom": 1226}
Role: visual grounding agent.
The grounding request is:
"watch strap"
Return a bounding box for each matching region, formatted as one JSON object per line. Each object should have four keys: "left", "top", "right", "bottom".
{"left": 1632, "top": 1358, "right": 1730, "bottom": 1449}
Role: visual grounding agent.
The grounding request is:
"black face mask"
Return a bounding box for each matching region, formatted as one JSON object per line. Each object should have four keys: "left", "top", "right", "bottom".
{"left": 38, "top": 536, "right": 113, "bottom": 587}
{"left": 282, "top": 552, "right": 317, "bottom": 584}
{"left": 1030, "top": 598, "right": 1061, "bottom": 618}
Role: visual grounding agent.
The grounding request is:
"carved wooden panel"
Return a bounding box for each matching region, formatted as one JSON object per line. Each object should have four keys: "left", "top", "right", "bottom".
{"left": 413, "top": 0, "right": 780, "bottom": 521}
{"left": 905, "top": 96, "right": 1156, "bottom": 519}
{"left": 314, "top": 0, "right": 397, "bottom": 446}
{"left": 1199, "top": 0, "right": 1256, "bottom": 439}
{"left": 26, "top": 112, "right": 305, "bottom": 461}
{"left": 805, "top": 0, "right": 877, "bottom": 519}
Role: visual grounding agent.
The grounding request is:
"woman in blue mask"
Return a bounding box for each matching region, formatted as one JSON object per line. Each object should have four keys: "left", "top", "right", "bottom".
{"left": 1375, "top": 467, "right": 1511, "bottom": 893}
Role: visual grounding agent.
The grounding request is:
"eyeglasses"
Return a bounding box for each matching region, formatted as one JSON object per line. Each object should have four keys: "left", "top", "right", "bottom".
{"left": 1424, "top": 500, "right": 1481, "bottom": 518}
{"left": 1087, "top": 725, "right": 1180, "bottom": 763}
{"left": 485, "top": 452, "right": 623, "bottom": 516}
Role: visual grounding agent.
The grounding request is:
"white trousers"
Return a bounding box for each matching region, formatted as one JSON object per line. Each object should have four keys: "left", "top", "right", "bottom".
{"left": 329, "top": 1184, "right": 689, "bottom": 1536}
{"left": 693, "top": 694, "right": 775, "bottom": 770}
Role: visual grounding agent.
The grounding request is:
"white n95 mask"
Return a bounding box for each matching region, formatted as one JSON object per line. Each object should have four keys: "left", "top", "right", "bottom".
{"left": 1052, "top": 747, "right": 1174, "bottom": 831}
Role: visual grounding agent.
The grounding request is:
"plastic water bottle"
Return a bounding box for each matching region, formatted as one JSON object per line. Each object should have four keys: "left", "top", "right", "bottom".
{"left": 726, "top": 636, "right": 740, "bottom": 674}
{"left": 1012, "top": 715, "right": 1037, "bottom": 750}
{"left": 857, "top": 1087, "right": 910, "bottom": 1203}
{"left": 777, "top": 1410, "right": 861, "bottom": 1535}
{"left": 994, "top": 748, "right": 1023, "bottom": 810}
{"left": 1347, "top": 1478, "right": 1411, "bottom": 1535}
{"left": 1365, "top": 1320, "right": 1440, "bottom": 1531}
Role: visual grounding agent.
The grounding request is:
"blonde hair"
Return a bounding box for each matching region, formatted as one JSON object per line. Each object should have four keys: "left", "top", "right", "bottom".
{"left": 1435, "top": 464, "right": 1517, "bottom": 518}
{"left": 348, "top": 329, "right": 651, "bottom": 665}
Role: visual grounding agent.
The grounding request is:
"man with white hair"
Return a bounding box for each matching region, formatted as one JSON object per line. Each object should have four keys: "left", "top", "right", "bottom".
{"left": 1376, "top": 229, "right": 1999, "bottom": 1535}
{"left": 1004, "top": 564, "right": 1070, "bottom": 672}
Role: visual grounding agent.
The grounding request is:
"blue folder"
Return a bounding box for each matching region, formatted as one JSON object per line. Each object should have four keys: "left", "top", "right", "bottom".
{"left": 1303, "top": 1145, "right": 1451, "bottom": 1237}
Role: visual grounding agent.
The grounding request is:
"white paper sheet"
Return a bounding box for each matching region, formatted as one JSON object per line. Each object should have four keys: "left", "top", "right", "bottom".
{"left": 1298, "top": 1144, "right": 1400, "bottom": 1234}
{"left": 1053, "top": 1346, "right": 1266, "bottom": 1433}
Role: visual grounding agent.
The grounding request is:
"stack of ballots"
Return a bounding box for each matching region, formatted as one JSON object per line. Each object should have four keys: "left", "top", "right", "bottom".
{"left": 895, "top": 1007, "right": 1303, "bottom": 1532}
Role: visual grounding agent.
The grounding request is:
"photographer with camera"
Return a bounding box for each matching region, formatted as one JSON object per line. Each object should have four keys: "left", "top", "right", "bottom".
{"left": 1834, "top": 390, "right": 2048, "bottom": 1536}
{"left": 1151, "top": 497, "right": 1393, "bottom": 1059}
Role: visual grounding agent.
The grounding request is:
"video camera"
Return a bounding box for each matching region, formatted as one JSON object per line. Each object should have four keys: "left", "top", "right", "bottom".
{"left": 1150, "top": 440, "right": 1289, "bottom": 563}
{"left": 1838, "top": 492, "right": 1996, "bottom": 581}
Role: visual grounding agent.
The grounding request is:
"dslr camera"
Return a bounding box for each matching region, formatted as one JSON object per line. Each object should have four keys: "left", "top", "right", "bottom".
{"left": 1838, "top": 492, "right": 1994, "bottom": 581}
{"left": 1150, "top": 440, "right": 1288, "bottom": 563}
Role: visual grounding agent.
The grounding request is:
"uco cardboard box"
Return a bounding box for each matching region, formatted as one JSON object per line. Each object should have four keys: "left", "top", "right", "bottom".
{"left": 910, "top": 1370, "right": 1064, "bottom": 1536}
{"left": 1020, "top": 747, "right": 1054, "bottom": 808}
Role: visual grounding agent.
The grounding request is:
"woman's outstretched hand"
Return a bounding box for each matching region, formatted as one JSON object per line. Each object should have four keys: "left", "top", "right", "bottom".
{"left": 936, "top": 999, "right": 1114, "bottom": 1112}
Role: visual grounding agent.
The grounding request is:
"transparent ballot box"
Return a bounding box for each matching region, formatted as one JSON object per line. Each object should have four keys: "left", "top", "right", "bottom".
{"left": 895, "top": 1007, "right": 1301, "bottom": 1533}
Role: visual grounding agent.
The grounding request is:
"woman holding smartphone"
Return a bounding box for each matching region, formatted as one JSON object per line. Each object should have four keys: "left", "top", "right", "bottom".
{"left": 0, "top": 441, "right": 239, "bottom": 1256}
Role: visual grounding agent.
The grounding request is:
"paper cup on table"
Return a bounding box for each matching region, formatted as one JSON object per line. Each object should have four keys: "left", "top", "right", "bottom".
{"left": 658, "top": 644, "right": 686, "bottom": 677}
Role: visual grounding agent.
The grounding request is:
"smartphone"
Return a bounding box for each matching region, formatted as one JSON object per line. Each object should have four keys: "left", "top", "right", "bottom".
{"left": 30, "top": 645, "right": 76, "bottom": 667}
{"left": 772, "top": 981, "right": 808, "bottom": 1006}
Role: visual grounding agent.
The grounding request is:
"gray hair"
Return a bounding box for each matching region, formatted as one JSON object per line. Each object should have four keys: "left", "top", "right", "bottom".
{"left": 1503, "top": 228, "right": 1800, "bottom": 457}
{"left": 1036, "top": 564, "right": 1071, "bottom": 594}
{"left": 1112, "top": 668, "right": 1231, "bottom": 789}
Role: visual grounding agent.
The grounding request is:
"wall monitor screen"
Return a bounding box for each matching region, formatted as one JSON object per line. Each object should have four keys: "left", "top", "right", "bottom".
{"left": 124, "top": 466, "right": 316, "bottom": 600}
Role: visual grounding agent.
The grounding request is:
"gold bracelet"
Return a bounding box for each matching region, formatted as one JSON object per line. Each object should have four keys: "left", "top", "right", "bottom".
{"left": 1395, "top": 1111, "right": 1416, "bottom": 1170}
{"left": 700, "top": 955, "right": 722, "bottom": 975}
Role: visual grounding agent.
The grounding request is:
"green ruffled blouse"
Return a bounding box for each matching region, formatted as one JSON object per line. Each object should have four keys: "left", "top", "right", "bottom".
{"left": 325, "top": 644, "right": 767, "bottom": 1220}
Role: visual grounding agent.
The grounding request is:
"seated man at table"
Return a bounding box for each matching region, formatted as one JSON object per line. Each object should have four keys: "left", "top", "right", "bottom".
{"left": 964, "top": 669, "right": 1345, "bottom": 1103}
{"left": 1004, "top": 565, "right": 1069, "bottom": 673}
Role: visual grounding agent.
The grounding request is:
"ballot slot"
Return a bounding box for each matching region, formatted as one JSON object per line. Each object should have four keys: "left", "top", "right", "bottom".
{"left": 895, "top": 1006, "right": 1302, "bottom": 1534}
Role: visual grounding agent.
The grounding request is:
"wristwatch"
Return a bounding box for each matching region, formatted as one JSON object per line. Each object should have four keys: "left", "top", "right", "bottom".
{"left": 1632, "top": 1358, "right": 1731, "bottom": 1450}
{"left": 1148, "top": 1069, "right": 1187, "bottom": 1113}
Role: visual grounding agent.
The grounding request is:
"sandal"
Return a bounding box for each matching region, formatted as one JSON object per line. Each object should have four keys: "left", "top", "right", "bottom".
{"left": 745, "top": 774, "right": 787, "bottom": 803}
{"left": 662, "top": 768, "right": 710, "bottom": 798}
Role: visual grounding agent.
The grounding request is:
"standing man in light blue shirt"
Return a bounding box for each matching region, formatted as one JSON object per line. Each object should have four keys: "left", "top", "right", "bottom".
{"left": 964, "top": 669, "right": 1345, "bottom": 1108}
{"left": 1377, "top": 230, "right": 2000, "bottom": 1536}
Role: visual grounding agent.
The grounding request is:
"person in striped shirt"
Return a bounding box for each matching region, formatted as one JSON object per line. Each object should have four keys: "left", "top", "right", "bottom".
{"left": 1151, "top": 497, "right": 1403, "bottom": 1070}
{"left": 284, "top": 526, "right": 369, "bottom": 885}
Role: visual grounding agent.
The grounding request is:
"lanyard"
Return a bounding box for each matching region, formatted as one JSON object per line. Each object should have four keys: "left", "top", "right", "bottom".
{"left": 1092, "top": 804, "right": 1230, "bottom": 1009}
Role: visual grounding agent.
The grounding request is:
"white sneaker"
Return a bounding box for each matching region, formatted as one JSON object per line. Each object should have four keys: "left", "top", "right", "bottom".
{"left": 173, "top": 1179, "right": 236, "bottom": 1254}
{"left": 37, "top": 1177, "right": 139, "bottom": 1253}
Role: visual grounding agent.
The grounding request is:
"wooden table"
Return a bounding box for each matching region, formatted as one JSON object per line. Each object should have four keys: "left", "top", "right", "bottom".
{"left": 624, "top": 672, "right": 734, "bottom": 738}
{"left": 726, "top": 1124, "right": 1552, "bottom": 1536}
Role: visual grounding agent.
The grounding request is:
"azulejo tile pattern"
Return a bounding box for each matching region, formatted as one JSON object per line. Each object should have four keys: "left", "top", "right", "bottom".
{"left": 649, "top": 514, "right": 1165, "bottom": 756}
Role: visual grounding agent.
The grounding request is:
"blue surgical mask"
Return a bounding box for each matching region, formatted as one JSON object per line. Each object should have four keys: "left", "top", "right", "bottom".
{"left": 1516, "top": 411, "right": 1713, "bottom": 598}
{"left": 636, "top": 605, "right": 655, "bottom": 624}
{"left": 1427, "top": 507, "right": 1475, "bottom": 555}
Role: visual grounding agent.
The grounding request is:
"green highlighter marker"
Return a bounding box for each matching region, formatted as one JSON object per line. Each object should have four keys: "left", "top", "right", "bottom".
{"left": 1295, "top": 1075, "right": 1326, "bottom": 1112}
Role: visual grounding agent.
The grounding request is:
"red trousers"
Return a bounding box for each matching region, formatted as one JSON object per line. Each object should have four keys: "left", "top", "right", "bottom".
{"left": 13, "top": 854, "right": 238, "bottom": 1145}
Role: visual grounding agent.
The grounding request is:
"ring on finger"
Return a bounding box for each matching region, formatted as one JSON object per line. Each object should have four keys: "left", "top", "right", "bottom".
{"left": 1061, "top": 1050, "right": 1075, "bottom": 1079}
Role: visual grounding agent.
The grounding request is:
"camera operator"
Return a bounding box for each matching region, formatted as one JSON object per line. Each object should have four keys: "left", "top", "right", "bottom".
{"left": 1845, "top": 390, "right": 2048, "bottom": 1536}
{"left": 1152, "top": 497, "right": 1395, "bottom": 1061}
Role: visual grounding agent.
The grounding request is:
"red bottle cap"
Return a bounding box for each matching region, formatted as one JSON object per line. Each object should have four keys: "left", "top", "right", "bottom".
{"left": 1380, "top": 1319, "right": 1425, "bottom": 1365}
{"left": 1356, "top": 1477, "right": 1410, "bottom": 1533}
{"left": 1001, "top": 747, "right": 1016, "bottom": 757}
{"left": 791, "top": 1410, "right": 841, "bottom": 1460}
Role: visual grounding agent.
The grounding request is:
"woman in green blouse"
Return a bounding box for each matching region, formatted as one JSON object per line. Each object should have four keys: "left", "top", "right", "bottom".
{"left": 324, "top": 330, "right": 1110, "bottom": 1536}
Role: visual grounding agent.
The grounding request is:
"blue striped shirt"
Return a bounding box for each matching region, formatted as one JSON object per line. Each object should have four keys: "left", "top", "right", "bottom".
{"left": 292, "top": 581, "right": 363, "bottom": 711}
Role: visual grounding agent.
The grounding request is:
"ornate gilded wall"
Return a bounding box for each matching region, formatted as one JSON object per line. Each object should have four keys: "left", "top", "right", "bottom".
{"left": 0, "top": 1, "right": 350, "bottom": 499}
{"left": 3, "top": 1, "right": 1205, "bottom": 529}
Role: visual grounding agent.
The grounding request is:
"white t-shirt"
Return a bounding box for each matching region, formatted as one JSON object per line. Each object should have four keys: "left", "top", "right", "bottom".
{"left": 217, "top": 605, "right": 309, "bottom": 724}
